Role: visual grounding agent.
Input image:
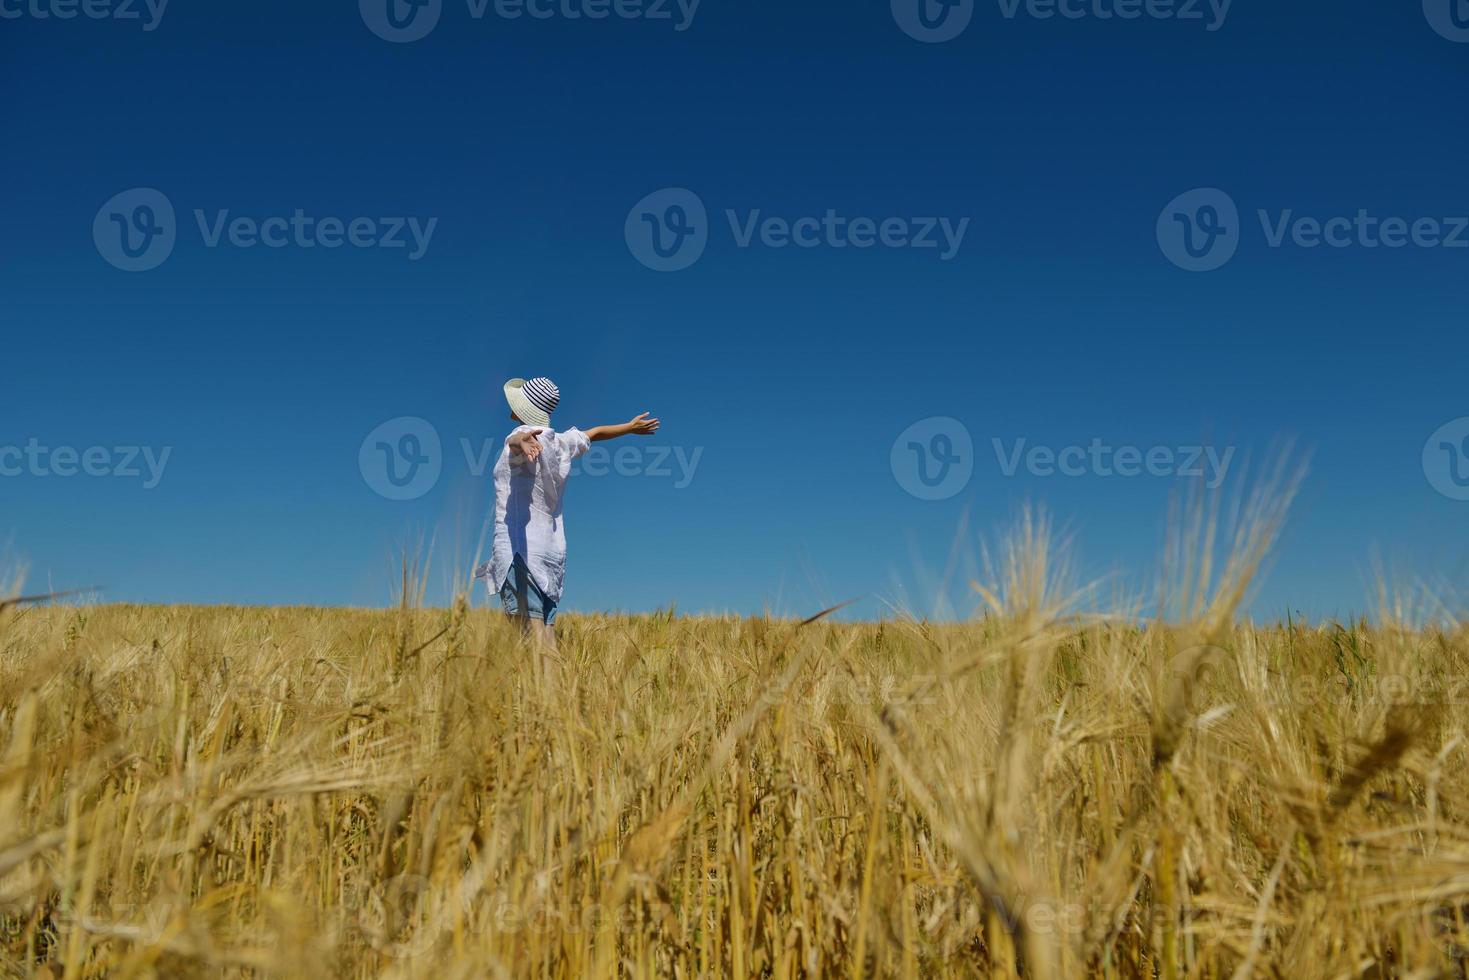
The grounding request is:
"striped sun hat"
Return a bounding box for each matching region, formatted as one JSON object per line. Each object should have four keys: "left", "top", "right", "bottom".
{"left": 503, "top": 377, "right": 560, "bottom": 428}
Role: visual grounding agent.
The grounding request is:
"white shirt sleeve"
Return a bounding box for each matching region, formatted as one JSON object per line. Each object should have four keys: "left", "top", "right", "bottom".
{"left": 504, "top": 425, "right": 538, "bottom": 448}
{"left": 556, "top": 428, "right": 591, "bottom": 459}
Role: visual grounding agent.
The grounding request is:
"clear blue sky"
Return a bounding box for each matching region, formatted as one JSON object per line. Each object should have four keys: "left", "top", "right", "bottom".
{"left": 2, "top": 0, "right": 1467, "bottom": 620}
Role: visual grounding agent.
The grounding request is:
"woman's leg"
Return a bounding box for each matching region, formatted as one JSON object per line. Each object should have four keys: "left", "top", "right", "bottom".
{"left": 531, "top": 620, "right": 557, "bottom": 652}
{"left": 499, "top": 561, "right": 533, "bottom": 637}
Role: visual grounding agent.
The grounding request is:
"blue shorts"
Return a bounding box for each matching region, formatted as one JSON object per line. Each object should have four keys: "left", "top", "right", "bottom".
{"left": 499, "top": 555, "right": 558, "bottom": 626}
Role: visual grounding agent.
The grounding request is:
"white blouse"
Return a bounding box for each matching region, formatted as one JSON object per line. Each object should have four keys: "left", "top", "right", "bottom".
{"left": 476, "top": 425, "right": 591, "bottom": 603}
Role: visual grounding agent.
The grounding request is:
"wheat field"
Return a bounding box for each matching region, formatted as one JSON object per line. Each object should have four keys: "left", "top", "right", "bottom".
{"left": 2, "top": 505, "right": 1468, "bottom": 978}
